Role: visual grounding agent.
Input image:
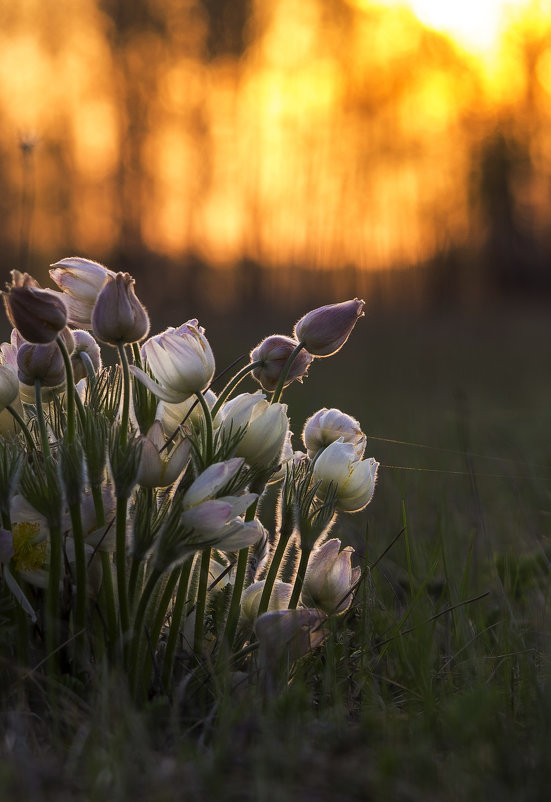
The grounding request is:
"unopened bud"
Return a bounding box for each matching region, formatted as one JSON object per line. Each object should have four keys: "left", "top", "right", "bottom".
{"left": 250, "top": 335, "right": 313, "bottom": 392}
{"left": 17, "top": 341, "right": 65, "bottom": 387}
{"left": 91, "top": 272, "right": 150, "bottom": 345}
{"left": 71, "top": 330, "right": 102, "bottom": 382}
{"left": 294, "top": 298, "right": 365, "bottom": 357}
{"left": 3, "top": 270, "right": 67, "bottom": 344}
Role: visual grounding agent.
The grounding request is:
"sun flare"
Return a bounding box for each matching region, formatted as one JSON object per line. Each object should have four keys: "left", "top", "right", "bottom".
{"left": 353, "top": 0, "right": 534, "bottom": 53}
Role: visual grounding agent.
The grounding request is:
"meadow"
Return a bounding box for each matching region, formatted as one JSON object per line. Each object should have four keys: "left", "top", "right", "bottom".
{"left": 1, "top": 282, "right": 550, "bottom": 802}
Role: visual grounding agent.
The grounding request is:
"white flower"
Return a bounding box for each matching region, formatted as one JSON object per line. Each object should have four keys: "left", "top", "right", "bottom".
{"left": 301, "top": 538, "right": 361, "bottom": 614}
{"left": 130, "top": 320, "right": 215, "bottom": 404}
{"left": 240, "top": 579, "right": 293, "bottom": 625}
{"left": 254, "top": 608, "right": 327, "bottom": 664}
{"left": 155, "top": 389, "right": 220, "bottom": 437}
{"left": 303, "top": 407, "right": 366, "bottom": 459}
{"left": 137, "top": 421, "right": 191, "bottom": 488}
{"left": 0, "top": 331, "right": 20, "bottom": 412}
{"left": 220, "top": 392, "right": 290, "bottom": 468}
{"left": 49, "top": 257, "right": 114, "bottom": 328}
{"left": 183, "top": 458, "right": 245, "bottom": 508}
{"left": 313, "top": 438, "right": 379, "bottom": 512}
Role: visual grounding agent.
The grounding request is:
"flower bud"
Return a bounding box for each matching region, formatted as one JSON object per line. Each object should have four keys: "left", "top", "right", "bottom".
{"left": 254, "top": 608, "right": 326, "bottom": 665}
{"left": 70, "top": 330, "right": 102, "bottom": 383}
{"left": 303, "top": 407, "right": 366, "bottom": 459}
{"left": 312, "top": 438, "right": 379, "bottom": 513}
{"left": 91, "top": 272, "right": 150, "bottom": 345}
{"left": 3, "top": 270, "right": 68, "bottom": 344}
{"left": 17, "top": 341, "right": 65, "bottom": 387}
{"left": 219, "top": 392, "right": 290, "bottom": 469}
{"left": 250, "top": 335, "right": 313, "bottom": 392}
{"left": 293, "top": 298, "right": 365, "bottom": 357}
{"left": 137, "top": 421, "right": 191, "bottom": 488}
{"left": 131, "top": 321, "right": 215, "bottom": 403}
{"left": 301, "top": 538, "right": 361, "bottom": 614}
{"left": 241, "top": 579, "right": 293, "bottom": 625}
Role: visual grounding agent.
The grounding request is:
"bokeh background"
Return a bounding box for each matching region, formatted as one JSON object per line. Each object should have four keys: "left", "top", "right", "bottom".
{"left": 1, "top": 0, "right": 551, "bottom": 552}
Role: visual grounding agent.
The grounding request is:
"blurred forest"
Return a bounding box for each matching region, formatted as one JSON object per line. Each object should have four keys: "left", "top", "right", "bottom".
{"left": 1, "top": 0, "right": 551, "bottom": 324}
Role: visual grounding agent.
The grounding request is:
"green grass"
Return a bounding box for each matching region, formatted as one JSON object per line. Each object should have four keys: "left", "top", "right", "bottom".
{"left": 1, "top": 299, "right": 551, "bottom": 801}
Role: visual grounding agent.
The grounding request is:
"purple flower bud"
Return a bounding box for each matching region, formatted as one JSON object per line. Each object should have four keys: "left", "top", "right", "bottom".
{"left": 250, "top": 335, "right": 313, "bottom": 392}
{"left": 91, "top": 272, "right": 150, "bottom": 345}
{"left": 17, "top": 341, "right": 65, "bottom": 387}
{"left": 293, "top": 299, "right": 365, "bottom": 357}
{"left": 3, "top": 270, "right": 68, "bottom": 344}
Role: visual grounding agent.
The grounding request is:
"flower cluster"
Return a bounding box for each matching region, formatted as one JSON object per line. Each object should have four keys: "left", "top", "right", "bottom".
{"left": 0, "top": 258, "right": 377, "bottom": 700}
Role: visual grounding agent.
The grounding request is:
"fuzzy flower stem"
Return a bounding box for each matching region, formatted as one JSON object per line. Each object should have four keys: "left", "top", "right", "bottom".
{"left": 7, "top": 404, "right": 35, "bottom": 451}
{"left": 116, "top": 495, "right": 130, "bottom": 651}
{"left": 117, "top": 341, "right": 131, "bottom": 448}
{"left": 220, "top": 499, "right": 259, "bottom": 653}
{"left": 69, "top": 501, "right": 87, "bottom": 660}
{"left": 74, "top": 390, "right": 87, "bottom": 428}
{"left": 211, "top": 360, "right": 263, "bottom": 419}
{"left": 257, "top": 528, "right": 291, "bottom": 617}
{"left": 162, "top": 559, "right": 192, "bottom": 692}
{"left": 270, "top": 342, "right": 306, "bottom": 404}
{"left": 45, "top": 522, "right": 62, "bottom": 676}
{"left": 193, "top": 547, "right": 211, "bottom": 655}
{"left": 195, "top": 390, "right": 214, "bottom": 465}
{"left": 56, "top": 334, "right": 75, "bottom": 443}
{"left": 91, "top": 484, "right": 117, "bottom": 650}
{"left": 137, "top": 567, "right": 181, "bottom": 695}
{"left": 34, "top": 379, "right": 50, "bottom": 458}
{"left": 129, "top": 566, "right": 162, "bottom": 699}
{"left": 288, "top": 546, "right": 313, "bottom": 609}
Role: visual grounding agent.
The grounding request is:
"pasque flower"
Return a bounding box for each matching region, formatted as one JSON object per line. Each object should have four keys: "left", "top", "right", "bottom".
{"left": 3, "top": 270, "right": 68, "bottom": 344}
{"left": 250, "top": 335, "right": 313, "bottom": 392}
{"left": 0, "top": 364, "right": 19, "bottom": 411}
{"left": 50, "top": 256, "right": 114, "bottom": 328}
{"left": 137, "top": 421, "right": 191, "bottom": 488}
{"left": 303, "top": 407, "right": 366, "bottom": 459}
{"left": 313, "top": 438, "right": 378, "bottom": 512}
{"left": 92, "top": 272, "right": 150, "bottom": 345}
{"left": 294, "top": 298, "right": 365, "bottom": 357}
{"left": 219, "top": 391, "right": 290, "bottom": 468}
{"left": 70, "top": 329, "right": 102, "bottom": 383}
{"left": 131, "top": 321, "right": 215, "bottom": 403}
{"left": 17, "top": 341, "right": 65, "bottom": 388}
{"left": 300, "top": 538, "right": 361, "bottom": 614}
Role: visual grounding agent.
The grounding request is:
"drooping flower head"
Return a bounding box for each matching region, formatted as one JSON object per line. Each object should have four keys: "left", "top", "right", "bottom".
{"left": 3, "top": 270, "right": 67, "bottom": 344}
{"left": 250, "top": 334, "right": 313, "bottom": 392}
{"left": 312, "top": 438, "right": 378, "bottom": 513}
{"left": 294, "top": 298, "right": 365, "bottom": 357}
{"left": 303, "top": 407, "right": 366, "bottom": 460}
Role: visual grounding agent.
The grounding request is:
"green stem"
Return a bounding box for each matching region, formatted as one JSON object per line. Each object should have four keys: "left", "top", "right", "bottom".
{"left": 195, "top": 391, "right": 214, "bottom": 465}
{"left": 56, "top": 334, "right": 76, "bottom": 443}
{"left": 117, "top": 342, "right": 131, "bottom": 448}
{"left": 138, "top": 567, "right": 181, "bottom": 695}
{"left": 115, "top": 495, "right": 130, "bottom": 650}
{"left": 221, "top": 547, "right": 249, "bottom": 655}
{"left": 91, "top": 483, "right": 117, "bottom": 649}
{"left": 45, "top": 523, "right": 62, "bottom": 676}
{"left": 220, "top": 499, "right": 259, "bottom": 654}
{"left": 270, "top": 342, "right": 306, "bottom": 404}
{"left": 34, "top": 379, "right": 50, "bottom": 458}
{"left": 257, "top": 530, "right": 291, "bottom": 617}
{"left": 211, "top": 360, "right": 263, "bottom": 419}
{"left": 74, "top": 390, "right": 87, "bottom": 428}
{"left": 288, "top": 546, "right": 312, "bottom": 609}
{"left": 193, "top": 547, "right": 211, "bottom": 655}
{"left": 7, "top": 405, "right": 35, "bottom": 451}
{"left": 128, "top": 567, "right": 161, "bottom": 698}
{"left": 68, "top": 501, "right": 87, "bottom": 662}
{"left": 162, "top": 559, "right": 192, "bottom": 692}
